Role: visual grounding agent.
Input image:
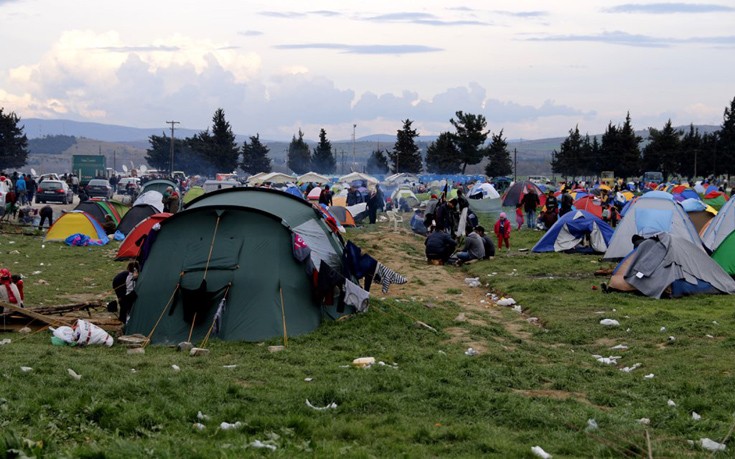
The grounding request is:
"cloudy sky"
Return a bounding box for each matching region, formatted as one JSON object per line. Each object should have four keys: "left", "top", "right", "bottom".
{"left": 1, "top": 0, "right": 734, "bottom": 141}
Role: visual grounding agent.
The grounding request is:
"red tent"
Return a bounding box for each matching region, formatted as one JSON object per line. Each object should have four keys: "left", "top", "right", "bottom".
{"left": 115, "top": 213, "right": 172, "bottom": 260}
{"left": 573, "top": 195, "right": 604, "bottom": 219}
{"left": 501, "top": 181, "right": 546, "bottom": 207}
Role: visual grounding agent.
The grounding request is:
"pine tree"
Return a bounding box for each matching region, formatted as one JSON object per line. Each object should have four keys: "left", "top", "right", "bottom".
{"left": 186, "top": 108, "right": 239, "bottom": 176}
{"left": 679, "top": 124, "right": 702, "bottom": 179}
{"left": 240, "top": 134, "right": 272, "bottom": 174}
{"left": 388, "top": 119, "right": 422, "bottom": 173}
{"left": 0, "top": 108, "right": 29, "bottom": 170}
{"left": 311, "top": 128, "right": 336, "bottom": 174}
{"left": 425, "top": 132, "right": 461, "bottom": 174}
{"left": 600, "top": 113, "right": 641, "bottom": 179}
{"left": 287, "top": 129, "right": 311, "bottom": 174}
{"left": 642, "top": 120, "right": 681, "bottom": 182}
{"left": 485, "top": 130, "right": 512, "bottom": 177}
{"left": 450, "top": 111, "right": 489, "bottom": 173}
{"left": 717, "top": 96, "right": 735, "bottom": 175}
{"left": 550, "top": 126, "right": 584, "bottom": 179}
{"left": 366, "top": 149, "right": 390, "bottom": 175}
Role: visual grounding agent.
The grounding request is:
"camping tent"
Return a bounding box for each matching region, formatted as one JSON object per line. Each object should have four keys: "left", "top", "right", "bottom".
{"left": 125, "top": 187, "right": 349, "bottom": 344}
{"left": 501, "top": 181, "right": 547, "bottom": 208}
{"left": 338, "top": 172, "right": 378, "bottom": 185}
{"left": 133, "top": 190, "right": 165, "bottom": 213}
{"left": 298, "top": 172, "right": 330, "bottom": 184}
{"left": 115, "top": 204, "right": 161, "bottom": 236}
{"left": 116, "top": 213, "right": 172, "bottom": 260}
{"left": 701, "top": 195, "right": 735, "bottom": 252}
{"left": 140, "top": 179, "right": 181, "bottom": 212}
{"left": 307, "top": 187, "right": 322, "bottom": 201}
{"left": 391, "top": 188, "right": 420, "bottom": 210}
{"left": 44, "top": 211, "right": 109, "bottom": 244}
{"left": 679, "top": 198, "right": 716, "bottom": 233}
{"left": 602, "top": 191, "right": 702, "bottom": 260}
{"left": 573, "top": 195, "right": 604, "bottom": 219}
{"left": 74, "top": 200, "right": 122, "bottom": 225}
{"left": 247, "top": 172, "right": 295, "bottom": 185}
{"left": 328, "top": 206, "right": 356, "bottom": 227}
{"left": 532, "top": 210, "right": 614, "bottom": 254}
{"left": 608, "top": 234, "right": 735, "bottom": 298}
{"left": 703, "top": 191, "right": 729, "bottom": 211}
{"left": 467, "top": 182, "right": 501, "bottom": 213}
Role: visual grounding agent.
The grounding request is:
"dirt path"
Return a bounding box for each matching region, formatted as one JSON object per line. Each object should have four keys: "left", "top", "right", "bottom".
{"left": 349, "top": 221, "right": 535, "bottom": 354}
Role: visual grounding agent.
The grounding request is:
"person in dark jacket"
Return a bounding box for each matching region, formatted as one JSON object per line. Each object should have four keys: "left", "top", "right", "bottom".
{"left": 425, "top": 230, "right": 457, "bottom": 263}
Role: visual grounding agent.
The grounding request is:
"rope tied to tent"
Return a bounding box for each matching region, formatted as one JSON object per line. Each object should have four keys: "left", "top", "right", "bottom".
{"left": 203, "top": 213, "right": 222, "bottom": 281}
{"left": 143, "top": 274, "right": 182, "bottom": 347}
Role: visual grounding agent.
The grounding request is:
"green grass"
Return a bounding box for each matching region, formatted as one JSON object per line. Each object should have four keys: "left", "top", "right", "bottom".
{"left": 1, "top": 221, "right": 734, "bottom": 457}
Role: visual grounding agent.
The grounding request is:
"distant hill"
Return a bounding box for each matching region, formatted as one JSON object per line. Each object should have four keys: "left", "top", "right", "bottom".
{"left": 19, "top": 118, "right": 721, "bottom": 176}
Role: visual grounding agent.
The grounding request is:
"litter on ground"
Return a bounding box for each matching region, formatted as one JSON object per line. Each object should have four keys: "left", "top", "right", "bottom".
{"left": 699, "top": 438, "right": 726, "bottom": 452}
{"left": 531, "top": 445, "right": 552, "bottom": 458}
{"left": 305, "top": 399, "right": 338, "bottom": 411}
{"left": 600, "top": 319, "right": 620, "bottom": 326}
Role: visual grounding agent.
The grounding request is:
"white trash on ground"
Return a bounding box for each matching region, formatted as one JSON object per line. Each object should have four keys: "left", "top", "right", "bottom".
{"left": 600, "top": 319, "right": 620, "bottom": 326}
{"left": 20, "top": 367, "right": 32, "bottom": 372}
{"left": 644, "top": 374, "right": 655, "bottom": 379}
{"left": 586, "top": 419, "right": 598, "bottom": 431}
{"left": 593, "top": 355, "right": 620, "bottom": 365}
{"left": 192, "top": 423, "right": 205, "bottom": 430}
{"left": 691, "top": 412, "right": 701, "bottom": 421}
{"left": 699, "top": 438, "right": 726, "bottom": 452}
{"left": 464, "top": 277, "right": 481, "bottom": 288}
{"left": 638, "top": 418, "right": 650, "bottom": 425}
{"left": 73, "top": 319, "right": 114, "bottom": 347}
{"left": 496, "top": 297, "right": 516, "bottom": 306}
{"left": 67, "top": 368, "right": 82, "bottom": 380}
{"left": 220, "top": 421, "right": 243, "bottom": 430}
{"left": 305, "top": 399, "right": 337, "bottom": 411}
{"left": 610, "top": 344, "right": 628, "bottom": 350}
{"left": 667, "top": 399, "right": 676, "bottom": 407}
{"left": 620, "top": 363, "right": 642, "bottom": 373}
{"left": 171, "top": 365, "right": 181, "bottom": 372}
{"left": 352, "top": 357, "right": 375, "bottom": 368}
{"left": 248, "top": 440, "right": 277, "bottom": 451}
{"left": 531, "top": 445, "right": 552, "bottom": 458}
{"left": 465, "top": 347, "right": 478, "bottom": 356}
{"left": 197, "top": 411, "right": 210, "bottom": 421}
{"left": 0, "top": 339, "right": 11, "bottom": 345}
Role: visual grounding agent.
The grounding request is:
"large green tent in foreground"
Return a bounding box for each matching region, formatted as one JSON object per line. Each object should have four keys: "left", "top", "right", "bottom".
{"left": 125, "top": 187, "right": 345, "bottom": 344}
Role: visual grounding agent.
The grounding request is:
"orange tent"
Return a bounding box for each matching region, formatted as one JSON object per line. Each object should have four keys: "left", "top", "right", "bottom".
{"left": 116, "top": 213, "right": 172, "bottom": 260}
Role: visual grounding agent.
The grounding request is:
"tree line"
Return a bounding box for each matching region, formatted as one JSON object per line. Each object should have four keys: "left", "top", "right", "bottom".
{"left": 551, "top": 97, "right": 735, "bottom": 182}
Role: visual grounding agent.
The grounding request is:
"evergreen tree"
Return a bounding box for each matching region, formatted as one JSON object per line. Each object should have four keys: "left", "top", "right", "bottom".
{"left": 187, "top": 108, "right": 239, "bottom": 176}
{"left": 287, "top": 129, "right": 311, "bottom": 174}
{"left": 679, "top": 124, "right": 702, "bottom": 179}
{"left": 485, "top": 130, "right": 512, "bottom": 177}
{"left": 146, "top": 132, "right": 173, "bottom": 172}
{"left": 450, "top": 111, "right": 489, "bottom": 173}
{"left": 388, "top": 119, "right": 422, "bottom": 173}
{"left": 240, "top": 134, "right": 272, "bottom": 174}
{"left": 642, "top": 120, "right": 681, "bottom": 182}
{"left": 599, "top": 112, "right": 641, "bottom": 179}
{"left": 149, "top": 133, "right": 203, "bottom": 175}
{"left": 550, "top": 126, "right": 584, "bottom": 178}
{"left": 0, "top": 108, "right": 29, "bottom": 170}
{"left": 366, "top": 149, "right": 390, "bottom": 175}
{"left": 425, "top": 132, "right": 461, "bottom": 174}
{"left": 699, "top": 131, "right": 719, "bottom": 178}
{"left": 717, "top": 96, "right": 735, "bottom": 175}
{"left": 311, "top": 128, "right": 336, "bottom": 174}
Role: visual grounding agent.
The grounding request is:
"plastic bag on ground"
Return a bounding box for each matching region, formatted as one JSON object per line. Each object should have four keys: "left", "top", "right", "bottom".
{"left": 464, "top": 277, "right": 481, "bottom": 288}
{"left": 72, "top": 319, "right": 114, "bottom": 346}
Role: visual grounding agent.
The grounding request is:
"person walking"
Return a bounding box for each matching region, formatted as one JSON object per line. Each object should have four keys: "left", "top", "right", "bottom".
{"left": 494, "top": 212, "right": 512, "bottom": 252}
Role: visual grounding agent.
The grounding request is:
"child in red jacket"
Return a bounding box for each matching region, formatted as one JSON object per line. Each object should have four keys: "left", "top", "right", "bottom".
{"left": 494, "top": 212, "right": 511, "bottom": 252}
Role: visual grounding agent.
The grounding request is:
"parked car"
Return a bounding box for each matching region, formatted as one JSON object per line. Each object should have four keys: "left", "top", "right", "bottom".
{"left": 36, "top": 180, "right": 74, "bottom": 204}
{"left": 86, "top": 179, "right": 114, "bottom": 199}
{"left": 117, "top": 177, "right": 140, "bottom": 195}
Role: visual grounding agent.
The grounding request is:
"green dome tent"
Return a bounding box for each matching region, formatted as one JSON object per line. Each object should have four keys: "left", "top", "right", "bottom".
{"left": 125, "top": 187, "right": 347, "bottom": 344}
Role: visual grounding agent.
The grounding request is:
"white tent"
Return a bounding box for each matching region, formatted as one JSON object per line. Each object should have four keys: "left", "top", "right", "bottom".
{"left": 298, "top": 172, "right": 330, "bottom": 184}
{"left": 248, "top": 172, "right": 296, "bottom": 185}
{"left": 133, "top": 190, "right": 164, "bottom": 213}
{"left": 339, "top": 172, "right": 378, "bottom": 185}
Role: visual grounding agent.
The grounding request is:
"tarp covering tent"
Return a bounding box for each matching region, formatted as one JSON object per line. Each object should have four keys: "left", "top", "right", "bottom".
{"left": 116, "top": 213, "right": 172, "bottom": 260}
{"left": 74, "top": 200, "right": 122, "bottom": 225}
{"left": 328, "top": 206, "right": 356, "bottom": 227}
{"left": 44, "top": 211, "right": 109, "bottom": 244}
{"left": 532, "top": 210, "right": 614, "bottom": 254}
{"left": 125, "top": 187, "right": 348, "bottom": 344}
{"left": 603, "top": 191, "right": 702, "bottom": 260}
{"left": 115, "top": 204, "right": 161, "bottom": 236}
{"left": 608, "top": 234, "right": 735, "bottom": 298}
{"left": 133, "top": 190, "right": 164, "bottom": 213}
{"left": 501, "top": 181, "right": 547, "bottom": 208}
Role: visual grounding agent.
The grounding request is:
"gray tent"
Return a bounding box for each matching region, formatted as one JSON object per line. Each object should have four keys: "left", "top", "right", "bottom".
{"left": 610, "top": 233, "right": 735, "bottom": 299}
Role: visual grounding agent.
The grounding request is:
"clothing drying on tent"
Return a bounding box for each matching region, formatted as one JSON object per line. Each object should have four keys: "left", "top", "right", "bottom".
{"left": 116, "top": 213, "right": 172, "bottom": 260}
{"left": 603, "top": 191, "right": 702, "bottom": 261}
{"left": 44, "top": 211, "right": 109, "bottom": 245}
{"left": 125, "top": 188, "right": 357, "bottom": 344}
{"left": 607, "top": 234, "right": 735, "bottom": 298}
{"left": 532, "top": 210, "right": 614, "bottom": 253}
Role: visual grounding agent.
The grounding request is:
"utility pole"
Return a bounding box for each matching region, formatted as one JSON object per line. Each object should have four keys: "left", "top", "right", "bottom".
{"left": 352, "top": 124, "right": 357, "bottom": 171}
{"left": 166, "top": 120, "right": 180, "bottom": 177}
{"left": 513, "top": 148, "right": 517, "bottom": 183}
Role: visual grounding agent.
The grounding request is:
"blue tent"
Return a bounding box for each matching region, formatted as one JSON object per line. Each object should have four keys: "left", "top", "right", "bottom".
{"left": 532, "top": 210, "right": 614, "bottom": 254}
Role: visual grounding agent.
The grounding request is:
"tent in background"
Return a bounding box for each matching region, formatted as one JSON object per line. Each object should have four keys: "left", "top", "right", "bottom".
{"left": 133, "top": 190, "right": 164, "bottom": 213}
{"left": 467, "top": 182, "right": 501, "bottom": 213}
{"left": 115, "top": 204, "right": 161, "bottom": 236}
{"left": 74, "top": 200, "right": 122, "bottom": 224}
{"left": 532, "top": 210, "right": 614, "bottom": 254}
{"left": 298, "top": 172, "right": 330, "bottom": 184}
{"left": 603, "top": 191, "right": 702, "bottom": 260}
{"left": 701, "top": 196, "right": 735, "bottom": 252}
{"left": 44, "top": 211, "right": 109, "bottom": 244}
{"left": 501, "top": 181, "right": 546, "bottom": 208}
{"left": 328, "top": 206, "right": 356, "bottom": 227}
{"left": 116, "top": 213, "right": 172, "bottom": 260}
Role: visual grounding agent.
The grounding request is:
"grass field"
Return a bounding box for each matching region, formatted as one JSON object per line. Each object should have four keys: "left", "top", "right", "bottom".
{"left": 1, "top": 217, "right": 734, "bottom": 458}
